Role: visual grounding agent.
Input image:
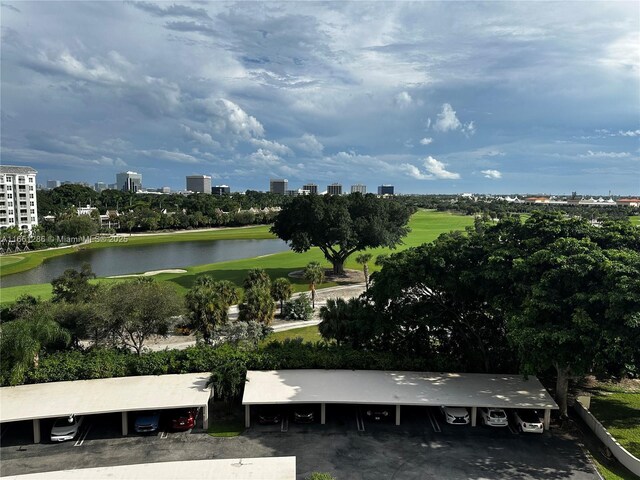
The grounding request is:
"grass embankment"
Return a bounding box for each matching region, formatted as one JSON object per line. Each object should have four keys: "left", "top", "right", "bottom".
{"left": 0, "top": 211, "right": 473, "bottom": 304}
{"left": 0, "top": 225, "right": 274, "bottom": 277}
{"left": 589, "top": 392, "right": 640, "bottom": 458}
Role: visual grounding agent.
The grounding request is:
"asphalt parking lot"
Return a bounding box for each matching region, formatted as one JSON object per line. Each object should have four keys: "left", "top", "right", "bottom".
{"left": 1, "top": 405, "right": 598, "bottom": 479}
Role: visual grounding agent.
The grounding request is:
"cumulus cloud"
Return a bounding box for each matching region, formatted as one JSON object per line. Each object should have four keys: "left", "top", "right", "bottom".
{"left": 181, "top": 124, "right": 220, "bottom": 148}
{"left": 249, "top": 149, "right": 282, "bottom": 166}
{"left": 433, "top": 103, "right": 462, "bottom": 132}
{"left": 432, "top": 103, "right": 475, "bottom": 135}
{"left": 481, "top": 169, "right": 502, "bottom": 179}
{"left": 419, "top": 137, "right": 433, "bottom": 145}
{"left": 580, "top": 150, "right": 631, "bottom": 158}
{"left": 403, "top": 156, "right": 460, "bottom": 180}
{"left": 394, "top": 91, "right": 413, "bottom": 108}
{"left": 296, "top": 133, "right": 324, "bottom": 155}
{"left": 203, "top": 98, "right": 265, "bottom": 140}
{"left": 139, "top": 149, "right": 201, "bottom": 164}
{"left": 250, "top": 138, "right": 292, "bottom": 156}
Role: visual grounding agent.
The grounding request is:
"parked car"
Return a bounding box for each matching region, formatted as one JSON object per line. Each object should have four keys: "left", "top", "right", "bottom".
{"left": 258, "top": 406, "right": 282, "bottom": 425}
{"left": 50, "top": 415, "right": 84, "bottom": 442}
{"left": 364, "top": 406, "right": 391, "bottom": 422}
{"left": 134, "top": 411, "right": 160, "bottom": 433}
{"left": 440, "top": 406, "right": 470, "bottom": 425}
{"left": 479, "top": 407, "right": 508, "bottom": 427}
{"left": 512, "top": 409, "right": 544, "bottom": 433}
{"left": 170, "top": 408, "right": 198, "bottom": 431}
{"left": 293, "top": 406, "right": 315, "bottom": 424}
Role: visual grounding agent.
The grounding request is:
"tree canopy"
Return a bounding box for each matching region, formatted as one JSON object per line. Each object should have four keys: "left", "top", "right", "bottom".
{"left": 271, "top": 194, "right": 414, "bottom": 274}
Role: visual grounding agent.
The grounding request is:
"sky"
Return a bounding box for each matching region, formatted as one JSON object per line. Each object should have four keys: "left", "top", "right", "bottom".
{"left": 1, "top": 1, "right": 639, "bottom": 195}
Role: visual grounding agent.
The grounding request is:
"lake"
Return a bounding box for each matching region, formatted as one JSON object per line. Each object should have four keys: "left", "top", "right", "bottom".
{"left": 0, "top": 238, "right": 289, "bottom": 287}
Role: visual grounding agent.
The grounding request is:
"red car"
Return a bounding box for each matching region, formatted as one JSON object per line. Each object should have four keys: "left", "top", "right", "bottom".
{"left": 170, "top": 408, "right": 198, "bottom": 431}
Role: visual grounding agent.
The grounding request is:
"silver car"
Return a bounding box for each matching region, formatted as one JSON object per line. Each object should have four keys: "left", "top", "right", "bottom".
{"left": 50, "top": 415, "right": 84, "bottom": 442}
{"left": 440, "top": 406, "right": 470, "bottom": 425}
{"left": 479, "top": 408, "right": 508, "bottom": 427}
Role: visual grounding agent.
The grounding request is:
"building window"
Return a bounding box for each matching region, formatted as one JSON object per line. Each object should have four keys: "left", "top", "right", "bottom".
{"left": 30, "top": 209, "right": 35, "bottom": 214}
{"left": 30, "top": 194, "right": 34, "bottom": 199}
{"left": 31, "top": 216, "right": 36, "bottom": 222}
{"left": 29, "top": 177, "right": 34, "bottom": 182}
{"left": 7, "top": 194, "right": 12, "bottom": 199}
{"left": 29, "top": 186, "right": 34, "bottom": 191}
{"left": 30, "top": 201, "right": 34, "bottom": 206}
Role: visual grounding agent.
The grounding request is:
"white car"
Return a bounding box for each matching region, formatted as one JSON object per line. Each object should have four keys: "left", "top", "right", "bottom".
{"left": 479, "top": 407, "right": 508, "bottom": 427}
{"left": 512, "top": 409, "right": 543, "bottom": 433}
{"left": 50, "top": 415, "right": 84, "bottom": 442}
{"left": 440, "top": 406, "right": 470, "bottom": 425}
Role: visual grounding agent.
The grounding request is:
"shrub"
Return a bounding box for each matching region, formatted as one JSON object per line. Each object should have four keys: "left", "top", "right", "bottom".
{"left": 306, "top": 473, "right": 336, "bottom": 480}
{"left": 283, "top": 294, "right": 314, "bottom": 321}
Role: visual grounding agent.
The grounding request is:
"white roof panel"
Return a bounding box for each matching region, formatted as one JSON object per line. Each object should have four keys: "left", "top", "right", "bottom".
{"left": 0, "top": 374, "right": 211, "bottom": 422}
{"left": 243, "top": 370, "right": 558, "bottom": 410}
{"left": 3, "top": 457, "right": 296, "bottom": 480}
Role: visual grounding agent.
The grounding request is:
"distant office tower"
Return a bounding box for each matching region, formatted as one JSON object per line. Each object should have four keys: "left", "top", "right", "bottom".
{"left": 270, "top": 179, "right": 288, "bottom": 194}
{"left": 212, "top": 185, "right": 231, "bottom": 195}
{"left": 377, "top": 185, "right": 395, "bottom": 195}
{"left": 0, "top": 165, "right": 38, "bottom": 232}
{"left": 47, "top": 180, "right": 61, "bottom": 189}
{"left": 186, "top": 175, "right": 212, "bottom": 194}
{"left": 327, "top": 183, "right": 343, "bottom": 195}
{"left": 303, "top": 183, "right": 318, "bottom": 195}
{"left": 160, "top": 186, "right": 171, "bottom": 194}
{"left": 116, "top": 171, "right": 142, "bottom": 192}
{"left": 94, "top": 182, "right": 108, "bottom": 193}
{"left": 108, "top": 183, "right": 118, "bottom": 190}
{"left": 351, "top": 184, "right": 367, "bottom": 194}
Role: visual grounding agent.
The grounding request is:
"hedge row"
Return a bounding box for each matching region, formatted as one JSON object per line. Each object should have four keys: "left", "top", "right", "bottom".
{"left": 19, "top": 340, "right": 461, "bottom": 386}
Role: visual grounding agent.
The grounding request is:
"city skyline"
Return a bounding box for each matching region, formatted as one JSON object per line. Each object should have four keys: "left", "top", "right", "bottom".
{"left": 1, "top": 2, "right": 639, "bottom": 195}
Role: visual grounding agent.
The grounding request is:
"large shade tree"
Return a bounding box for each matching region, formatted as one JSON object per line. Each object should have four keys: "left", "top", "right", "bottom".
{"left": 271, "top": 194, "right": 413, "bottom": 274}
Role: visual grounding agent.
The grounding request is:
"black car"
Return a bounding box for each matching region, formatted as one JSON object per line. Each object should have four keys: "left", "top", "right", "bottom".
{"left": 364, "top": 406, "right": 391, "bottom": 422}
{"left": 293, "top": 407, "right": 315, "bottom": 424}
{"left": 258, "top": 406, "right": 282, "bottom": 425}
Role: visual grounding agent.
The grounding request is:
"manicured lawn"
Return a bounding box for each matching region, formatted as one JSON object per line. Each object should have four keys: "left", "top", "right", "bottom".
{"left": 631, "top": 216, "right": 640, "bottom": 227}
{"left": 0, "top": 210, "right": 473, "bottom": 304}
{"left": 263, "top": 325, "right": 322, "bottom": 344}
{"left": 589, "top": 392, "right": 640, "bottom": 457}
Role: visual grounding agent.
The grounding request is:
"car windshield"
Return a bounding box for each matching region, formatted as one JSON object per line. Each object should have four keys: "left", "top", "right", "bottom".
{"left": 53, "top": 417, "right": 76, "bottom": 427}
{"left": 518, "top": 411, "right": 540, "bottom": 422}
{"left": 490, "top": 410, "right": 506, "bottom": 418}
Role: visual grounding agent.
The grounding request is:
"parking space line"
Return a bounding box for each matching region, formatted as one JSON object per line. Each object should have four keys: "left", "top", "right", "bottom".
{"left": 160, "top": 430, "right": 169, "bottom": 439}
{"left": 280, "top": 417, "right": 288, "bottom": 433}
{"left": 356, "top": 409, "right": 365, "bottom": 432}
{"left": 428, "top": 410, "right": 441, "bottom": 433}
{"left": 508, "top": 424, "right": 518, "bottom": 435}
{"left": 74, "top": 424, "right": 92, "bottom": 447}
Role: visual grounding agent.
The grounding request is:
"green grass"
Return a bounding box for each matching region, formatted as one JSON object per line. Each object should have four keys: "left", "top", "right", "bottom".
{"left": 0, "top": 211, "right": 473, "bottom": 304}
{"left": 590, "top": 456, "right": 638, "bottom": 480}
{"left": 589, "top": 392, "right": 640, "bottom": 457}
{"left": 207, "top": 418, "right": 245, "bottom": 437}
{"left": 263, "top": 325, "right": 322, "bottom": 344}
{"left": 631, "top": 216, "right": 640, "bottom": 227}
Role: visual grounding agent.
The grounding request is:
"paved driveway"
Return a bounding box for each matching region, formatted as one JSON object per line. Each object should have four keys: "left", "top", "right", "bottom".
{"left": 0, "top": 408, "right": 598, "bottom": 479}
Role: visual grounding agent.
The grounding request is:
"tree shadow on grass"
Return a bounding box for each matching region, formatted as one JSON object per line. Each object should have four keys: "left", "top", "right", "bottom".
{"left": 168, "top": 268, "right": 314, "bottom": 290}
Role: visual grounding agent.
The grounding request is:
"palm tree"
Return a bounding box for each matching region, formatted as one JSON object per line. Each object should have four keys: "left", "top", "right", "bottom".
{"left": 318, "top": 298, "right": 349, "bottom": 346}
{"left": 355, "top": 253, "right": 373, "bottom": 291}
{"left": 243, "top": 268, "right": 271, "bottom": 290}
{"left": 212, "top": 280, "right": 239, "bottom": 323}
{"left": 271, "top": 278, "right": 293, "bottom": 316}
{"left": 303, "top": 261, "right": 325, "bottom": 309}
{"left": 185, "top": 284, "right": 226, "bottom": 344}
{"left": 0, "top": 314, "right": 70, "bottom": 385}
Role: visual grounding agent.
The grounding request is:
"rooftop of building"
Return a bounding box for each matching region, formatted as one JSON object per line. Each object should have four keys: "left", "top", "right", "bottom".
{"left": 0, "top": 166, "right": 38, "bottom": 175}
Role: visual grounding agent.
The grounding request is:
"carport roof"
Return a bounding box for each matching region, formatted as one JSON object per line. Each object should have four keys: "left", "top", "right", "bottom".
{"left": 3, "top": 457, "right": 295, "bottom": 480}
{"left": 243, "top": 370, "right": 558, "bottom": 410}
{"left": 0, "top": 373, "right": 211, "bottom": 423}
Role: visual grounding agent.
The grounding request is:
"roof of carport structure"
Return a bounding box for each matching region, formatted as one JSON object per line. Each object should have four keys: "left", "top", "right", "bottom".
{"left": 243, "top": 370, "right": 558, "bottom": 410}
{"left": 0, "top": 373, "right": 211, "bottom": 423}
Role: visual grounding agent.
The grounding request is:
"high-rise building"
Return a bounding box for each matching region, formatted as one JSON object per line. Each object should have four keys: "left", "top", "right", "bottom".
{"left": 351, "top": 184, "right": 367, "bottom": 194}
{"left": 302, "top": 183, "right": 318, "bottom": 195}
{"left": 94, "top": 182, "right": 108, "bottom": 193}
{"left": 270, "top": 179, "right": 288, "bottom": 194}
{"left": 116, "top": 171, "right": 142, "bottom": 192}
{"left": 186, "top": 175, "right": 212, "bottom": 194}
{"left": 377, "top": 185, "right": 395, "bottom": 195}
{"left": 46, "top": 180, "right": 61, "bottom": 189}
{"left": 0, "top": 165, "right": 38, "bottom": 232}
{"left": 327, "top": 183, "right": 343, "bottom": 195}
{"left": 212, "top": 185, "right": 231, "bottom": 195}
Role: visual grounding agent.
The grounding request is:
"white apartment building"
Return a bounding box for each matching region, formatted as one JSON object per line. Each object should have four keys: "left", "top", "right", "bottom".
{"left": 0, "top": 165, "right": 38, "bottom": 232}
